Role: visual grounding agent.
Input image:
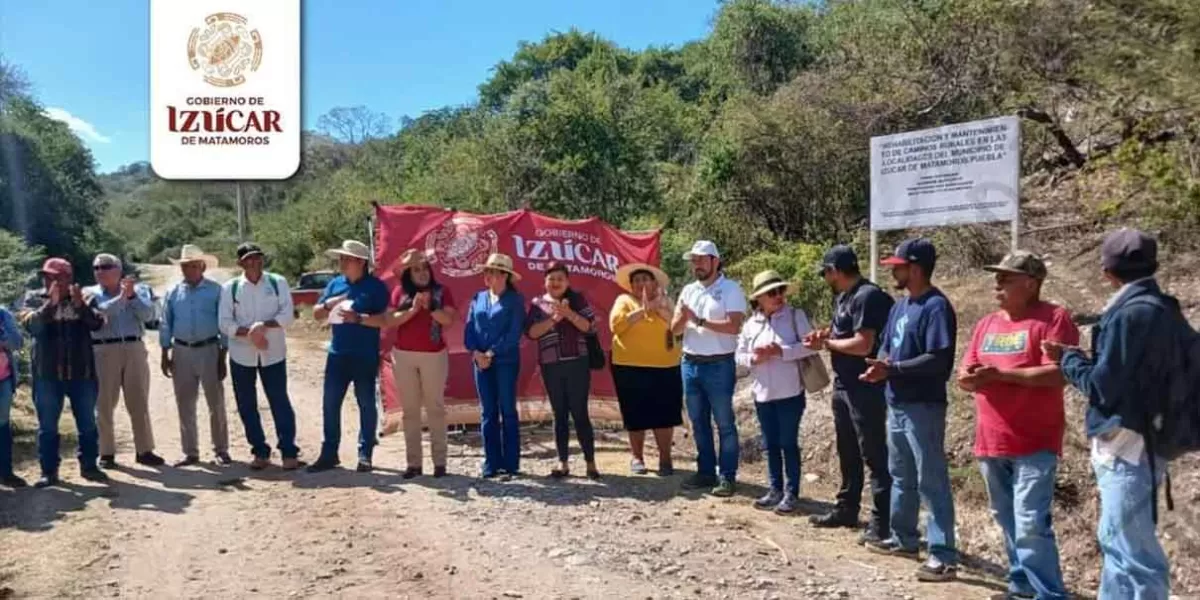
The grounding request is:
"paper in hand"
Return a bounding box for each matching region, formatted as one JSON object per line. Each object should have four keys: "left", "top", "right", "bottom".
{"left": 326, "top": 299, "right": 354, "bottom": 325}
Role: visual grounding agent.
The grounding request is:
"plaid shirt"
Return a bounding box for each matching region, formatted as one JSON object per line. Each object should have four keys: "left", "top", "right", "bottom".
{"left": 18, "top": 289, "right": 105, "bottom": 381}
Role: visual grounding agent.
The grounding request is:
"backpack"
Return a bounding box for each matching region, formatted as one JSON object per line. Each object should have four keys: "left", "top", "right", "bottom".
{"left": 231, "top": 273, "right": 281, "bottom": 301}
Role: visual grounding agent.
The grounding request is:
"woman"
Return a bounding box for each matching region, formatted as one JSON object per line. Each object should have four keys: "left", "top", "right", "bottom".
{"left": 464, "top": 253, "right": 526, "bottom": 480}
{"left": 735, "top": 269, "right": 816, "bottom": 514}
{"left": 0, "top": 305, "right": 25, "bottom": 488}
{"left": 370, "top": 249, "right": 457, "bottom": 479}
{"left": 525, "top": 262, "right": 598, "bottom": 480}
{"left": 610, "top": 263, "right": 682, "bottom": 476}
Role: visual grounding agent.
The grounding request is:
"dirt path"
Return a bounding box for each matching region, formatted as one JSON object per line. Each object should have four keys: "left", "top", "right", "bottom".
{"left": 0, "top": 268, "right": 1008, "bottom": 599}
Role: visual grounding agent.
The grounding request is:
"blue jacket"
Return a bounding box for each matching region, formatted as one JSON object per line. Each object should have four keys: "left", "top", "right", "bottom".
{"left": 464, "top": 288, "right": 526, "bottom": 365}
{"left": 0, "top": 308, "right": 23, "bottom": 385}
{"left": 1061, "top": 278, "right": 1178, "bottom": 438}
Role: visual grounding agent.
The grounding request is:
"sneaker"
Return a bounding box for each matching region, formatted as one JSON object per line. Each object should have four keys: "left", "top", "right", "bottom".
{"left": 657, "top": 462, "right": 674, "bottom": 477}
{"left": 403, "top": 467, "right": 423, "bottom": 479}
{"left": 99, "top": 455, "right": 118, "bottom": 469}
{"left": 306, "top": 458, "right": 340, "bottom": 473}
{"left": 858, "top": 528, "right": 887, "bottom": 546}
{"left": 630, "top": 458, "right": 649, "bottom": 475}
{"left": 80, "top": 468, "right": 109, "bottom": 483}
{"left": 433, "top": 466, "right": 447, "bottom": 478}
{"left": 356, "top": 459, "right": 373, "bottom": 473}
{"left": 775, "top": 493, "right": 799, "bottom": 515}
{"left": 915, "top": 558, "right": 957, "bottom": 582}
{"left": 809, "top": 510, "right": 858, "bottom": 529}
{"left": 586, "top": 469, "right": 601, "bottom": 481}
{"left": 680, "top": 473, "right": 717, "bottom": 490}
{"left": 174, "top": 455, "right": 200, "bottom": 467}
{"left": 864, "top": 538, "right": 920, "bottom": 559}
{"left": 754, "top": 489, "right": 784, "bottom": 510}
{"left": 711, "top": 478, "right": 736, "bottom": 498}
{"left": 249, "top": 456, "right": 271, "bottom": 471}
{"left": 135, "top": 452, "right": 166, "bottom": 467}
{"left": 2, "top": 474, "right": 27, "bottom": 488}
{"left": 281, "top": 458, "right": 305, "bottom": 470}
{"left": 481, "top": 470, "right": 500, "bottom": 479}
{"left": 34, "top": 473, "right": 59, "bottom": 488}
{"left": 214, "top": 452, "right": 234, "bottom": 466}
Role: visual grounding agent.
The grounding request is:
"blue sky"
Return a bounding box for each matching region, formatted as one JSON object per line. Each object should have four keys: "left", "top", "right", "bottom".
{"left": 0, "top": 1, "right": 719, "bottom": 174}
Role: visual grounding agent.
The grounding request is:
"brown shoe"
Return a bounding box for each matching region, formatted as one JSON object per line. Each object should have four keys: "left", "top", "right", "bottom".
{"left": 249, "top": 457, "right": 271, "bottom": 471}
{"left": 282, "top": 458, "right": 305, "bottom": 471}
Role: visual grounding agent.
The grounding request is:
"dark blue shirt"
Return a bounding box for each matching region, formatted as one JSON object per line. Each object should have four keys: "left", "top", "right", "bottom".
{"left": 464, "top": 288, "right": 526, "bottom": 365}
{"left": 880, "top": 287, "right": 957, "bottom": 404}
{"left": 830, "top": 279, "right": 894, "bottom": 386}
{"left": 318, "top": 274, "right": 390, "bottom": 358}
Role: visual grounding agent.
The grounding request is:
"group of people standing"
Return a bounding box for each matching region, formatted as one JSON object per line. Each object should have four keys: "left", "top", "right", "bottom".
{"left": 0, "top": 226, "right": 1182, "bottom": 599}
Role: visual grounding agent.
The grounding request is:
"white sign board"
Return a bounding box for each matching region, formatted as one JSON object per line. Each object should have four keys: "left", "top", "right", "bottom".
{"left": 869, "top": 115, "right": 1020, "bottom": 231}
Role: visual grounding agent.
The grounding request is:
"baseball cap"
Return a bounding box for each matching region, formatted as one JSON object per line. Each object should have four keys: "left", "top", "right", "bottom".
{"left": 92, "top": 253, "right": 122, "bottom": 270}
{"left": 880, "top": 238, "right": 936, "bottom": 271}
{"left": 1100, "top": 228, "right": 1158, "bottom": 273}
{"left": 682, "top": 240, "right": 720, "bottom": 261}
{"left": 237, "top": 242, "right": 266, "bottom": 261}
{"left": 40, "top": 258, "right": 73, "bottom": 276}
{"left": 983, "top": 250, "right": 1047, "bottom": 280}
{"left": 818, "top": 245, "right": 859, "bottom": 277}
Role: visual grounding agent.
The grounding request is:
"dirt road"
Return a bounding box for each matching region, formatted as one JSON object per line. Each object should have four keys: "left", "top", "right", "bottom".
{"left": 0, "top": 267, "right": 1006, "bottom": 599}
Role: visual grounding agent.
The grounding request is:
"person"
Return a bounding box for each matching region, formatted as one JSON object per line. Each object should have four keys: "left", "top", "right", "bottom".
{"left": 805, "top": 245, "right": 894, "bottom": 542}
{"left": 0, "top": 304, "right": 26, "bottom": 487}
{"left": 1045, "top": 228, "right": 1173, "bottom": 600}
{"left": 673, "top": 240, "right": 747, "bottom": 497}
{"left": 218, "top": 243, "right": 303, "bottom": 471}
{"left": 860, "top": 237, "right": 958, "bottom": 582}
{"left": 464, "top": 253, "right": 526, "bottom": 480}
{"left": 85, "top": 253, "right": 165, "bottom": 469}
{"left": 160, "top": 244, "right": 231, "bottom": 467}
{"left": 308, "top": 240, "right": 390, "bottom": 473}
{"left": 365, "top": 248, "right": 457, "bottom": 479}
{"left": 17, "top": 258, "right": 107, "bottom": 487}
{"left": 526, "top": 262, "right": 598, "bottom": 480}
{"left": 958, "top": 251, "right": 1078, "bottom": 600}
{"left": 610, "top": 262, "right": 682, "bottom": 476}
{"left": 735, "top": 270, "right": 816, "bottom": 514}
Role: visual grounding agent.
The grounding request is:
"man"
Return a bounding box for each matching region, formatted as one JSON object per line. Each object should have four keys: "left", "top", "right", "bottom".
{"left": 308, "top": 240, "right": 390, "bottom": 474}
{"left": 87, "top": 253, "right": 165, "bottom": 468}
{"left": 1045, "top": 229, "right": 1173, "bottom": 599}
{"left": 804, "top": 245, "right": 895, "bottom": 545}
{"left": 860, "top": 237, "right": 958, "bottom": 582}
{"left": 958, "top": 251, "right": 1078, "bottom": 600}
{"left": 672, "top": 240, "right": 747, "bottom": 497}
{"left": 18, "top": 258, "right": 108, "bottom": 487}
{"left": 219, "top": 243, "right": 303, "bottom": 471}
{"left": 160, "top": 244, "right": 231, "bottom": 467}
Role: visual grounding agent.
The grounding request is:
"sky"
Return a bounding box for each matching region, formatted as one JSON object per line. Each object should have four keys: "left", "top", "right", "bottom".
{"left": 0, "top": 1, "right": 719, "bottom": 174}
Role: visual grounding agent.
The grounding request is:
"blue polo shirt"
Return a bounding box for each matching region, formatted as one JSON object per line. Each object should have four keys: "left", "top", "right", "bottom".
{"left": 318, "top": 274, "right": 390, "bottom": 358}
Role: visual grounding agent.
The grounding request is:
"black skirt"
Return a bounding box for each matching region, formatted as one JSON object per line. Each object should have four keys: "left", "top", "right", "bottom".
{"left": 612, "top": 364, "right": 684, "bottom": 432}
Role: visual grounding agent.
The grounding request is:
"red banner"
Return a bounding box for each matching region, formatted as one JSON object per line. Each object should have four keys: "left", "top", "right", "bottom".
{"left": 373, "top": 205, "right": 661, "bottom": 425}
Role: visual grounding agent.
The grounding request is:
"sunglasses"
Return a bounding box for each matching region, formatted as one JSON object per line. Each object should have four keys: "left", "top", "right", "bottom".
{"left": 763, "top": 288, "right": 785, "bottom": 298}
{"left": 93, "top": 265, "right": 118, "bottom": 271}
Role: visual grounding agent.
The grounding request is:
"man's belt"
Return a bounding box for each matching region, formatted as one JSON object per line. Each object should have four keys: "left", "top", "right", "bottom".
{"left": 174, "top": 337, "right": 219, "bottom": 348}
{"left": 93, "top": 336, "right": 141, "bottom": 345}
{"left": 683, "top": 352, "right": 735, "bottom": 364}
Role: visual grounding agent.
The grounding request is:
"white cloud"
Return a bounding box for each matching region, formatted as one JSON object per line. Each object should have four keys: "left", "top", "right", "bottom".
{"left": 43, "top": 107, "right": 112, "bottom": 144}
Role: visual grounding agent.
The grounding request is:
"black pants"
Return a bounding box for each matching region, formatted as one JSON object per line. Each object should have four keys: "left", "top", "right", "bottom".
{"left": 541, "top": 358, "right": 594, "bottom": 463}
{"left": 832, "top": 380, "right": 891, "bottom": 533}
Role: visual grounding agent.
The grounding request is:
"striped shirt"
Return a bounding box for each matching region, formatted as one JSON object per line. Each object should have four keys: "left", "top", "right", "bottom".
{"left": 525, "top": 291, "right": 595, "bottom": 365}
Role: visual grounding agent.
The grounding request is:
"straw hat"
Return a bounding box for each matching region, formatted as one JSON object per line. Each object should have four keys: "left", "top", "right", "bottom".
{"left": 615, "top": 263, "right": 669, "bottom": 294}
{"left": 482, "top": 253, "right": 522, "bottom": 282}
{"left": 170, "top": 244, "right": 219, "bottom": 268}
{"left": 324, "top": 240, "right": 371, "bottom": 262}
{"left": 396, "top": 248, "right": 433, "bottom": 273}
{"left": 750, "top": 270, "right": 790, "bottom": 299}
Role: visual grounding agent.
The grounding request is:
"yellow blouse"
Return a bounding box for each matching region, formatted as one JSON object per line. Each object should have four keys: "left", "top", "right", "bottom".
{"left": 609, "top": 293, "right": 682, "bottom": 368}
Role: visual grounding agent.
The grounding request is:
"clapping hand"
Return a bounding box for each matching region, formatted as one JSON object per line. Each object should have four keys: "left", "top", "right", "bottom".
{"left": 860, "top": 358, "right": 890, "bottom": 383}
{"left": 69, "top": 284, "right": 85, "bottom": 307}
{"left": 751, "top": 343, "right": 781, "bottom": 365}
{"left": 120, "top": 277, "right": 137, "bottom": 299}
{"left": 249, "top": 322, "right": 269, "bottom": 350}
{"left": 48, "top": 281, "right": 63, "bottom": 305}
{"left": 551, "top": 299, "right": 573, "bottom": 323}
{"left": 414, "top": 292, "right": 431, "bottom": 311}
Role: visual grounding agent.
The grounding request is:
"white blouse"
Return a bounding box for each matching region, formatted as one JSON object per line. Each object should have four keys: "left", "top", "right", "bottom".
{"left": 735, "top": 306, "right": 817, "bottom": 402}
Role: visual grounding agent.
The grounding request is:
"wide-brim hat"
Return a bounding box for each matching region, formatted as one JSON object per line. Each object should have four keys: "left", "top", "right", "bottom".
{"left": 396, "top": 248, "right": 433, "bottom": 273}
{"left": 482, "top": 253, "right": 522, "bottom": 282}
{"left": 750, "top": 269, "right": 790, "bottom": 299}
{"left": 615, "top": 263, "right": 669, "bottom": 294}
{"left": 170, "top": 244, "right": 219, "bottom": 268}
{"left": 325, "top": 240, "right": 371, "bottom": 262}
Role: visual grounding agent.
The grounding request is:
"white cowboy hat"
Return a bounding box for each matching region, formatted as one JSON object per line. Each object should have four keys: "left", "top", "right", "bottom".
{"left": 170, "top": 244, "right": 219, "bottom": 268}
{"left": 396, "top": 248, "right": 434, "bottom": 273}
{"left": 324, "top": 240, "right": 371, "bottom": 262}
{"left": 482, "top": 253, "right": 522, "bottom": 282}
{"left": 615, "top": 263, "right": 669, "bottom": 294}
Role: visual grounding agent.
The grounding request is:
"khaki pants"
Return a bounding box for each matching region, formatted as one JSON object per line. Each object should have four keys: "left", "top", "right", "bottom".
{"left": 95, "top": 341, "right": 155, "bottom": 455}
{"left": 392, "top": 349, "right": 448, "bottom": 469}
{"left": 172, "top": 343, "right": 229, "bottom": 457}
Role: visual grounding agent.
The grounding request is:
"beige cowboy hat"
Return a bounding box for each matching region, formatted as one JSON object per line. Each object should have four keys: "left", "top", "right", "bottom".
{"left": 482, "top": 253, "right": 522, "bottom": 282}
{"left": 170, "top": 244, "right": 219, "bottom": 268}
{"left": 749, "top": 269, "right": 791, "bottom": 299}
{"left": 615, "top": 262, "right": 669, "bottom": 294}
{"left": 396, "top": 248, "right": 433, "bottom": 273}
{"left": 325, "top": 240, "right": 371, "bottom": 262}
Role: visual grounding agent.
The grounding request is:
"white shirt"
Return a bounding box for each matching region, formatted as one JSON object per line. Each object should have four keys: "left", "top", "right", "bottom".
{"left": 736, "top": 307, "right": 817, "bottom": 402}
{"left": 680, "top": 275, "right": 747, "bottom": 356}
{"left": 218, "top": 273, "right": 295, "bottom": 367}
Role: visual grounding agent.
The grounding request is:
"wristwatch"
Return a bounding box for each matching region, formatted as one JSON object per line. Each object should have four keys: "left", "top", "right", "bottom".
{"left": 693, "top": 316, "right": 706, "bottom": 329}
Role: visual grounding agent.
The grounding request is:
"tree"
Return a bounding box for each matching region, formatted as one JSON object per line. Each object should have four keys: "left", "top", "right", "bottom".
{"left": 316, "top": 106, "right": 393, "bottom": 144}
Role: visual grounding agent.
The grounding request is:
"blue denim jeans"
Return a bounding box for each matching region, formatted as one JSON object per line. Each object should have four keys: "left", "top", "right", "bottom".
{"left": 682, "top": 356, "right": 738, "bottom": 481}
{"left": 1092, "top": 451, "right": 1170, "bottom": 600}
{"left": 980, "top": 452, "right": 1066, "bottom": 599}
{"left": 231, "top": 360, "right": 299, "bottom": 460}
{"left": 33, "top": 378, "right": 100, "bottom": 475}
{"left": 319, "top": 353, "right": 379, "bottom": 463}
{"left": 887, "top": 401, "right": 957, "bottom": 565}
{"left": 474, "top": 362, "right": 520, "bottom": 475}
{"left": 754, "top": 394, "right": 805, "bottom": 496}
{"left": 0, "top": 378, "right": 15, "bottom": 476}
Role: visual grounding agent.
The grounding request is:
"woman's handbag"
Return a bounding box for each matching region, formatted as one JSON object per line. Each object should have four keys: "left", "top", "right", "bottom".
{"left": 585, "top": 332, "right": 606, "bottom": 370}
{"left": 787, "top": 308, "right": 831, "bottom": 393}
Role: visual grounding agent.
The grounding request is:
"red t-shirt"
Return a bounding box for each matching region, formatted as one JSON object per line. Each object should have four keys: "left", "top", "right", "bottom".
{"left": 963, "top": 301, "right": 1080, "bottom": 458}
{"left": 391, "top": 286, "right": 457, "bottom": 353}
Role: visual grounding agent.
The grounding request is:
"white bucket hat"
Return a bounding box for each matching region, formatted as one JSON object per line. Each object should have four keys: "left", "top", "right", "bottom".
{"left": 324, "top": 240, "right": 371, "bottom": 262}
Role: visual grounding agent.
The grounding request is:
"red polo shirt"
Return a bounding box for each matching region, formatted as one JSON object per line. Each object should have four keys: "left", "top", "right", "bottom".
{"left": 391, "top": 286, "right": 456, "bottom": 353}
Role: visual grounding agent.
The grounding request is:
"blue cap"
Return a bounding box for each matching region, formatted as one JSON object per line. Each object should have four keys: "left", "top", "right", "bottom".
{"left": 818, "top": 245, "right": 859, "bottom": 276}
{"left": 881, "top": 238, "right": 937, "bottom": 271}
